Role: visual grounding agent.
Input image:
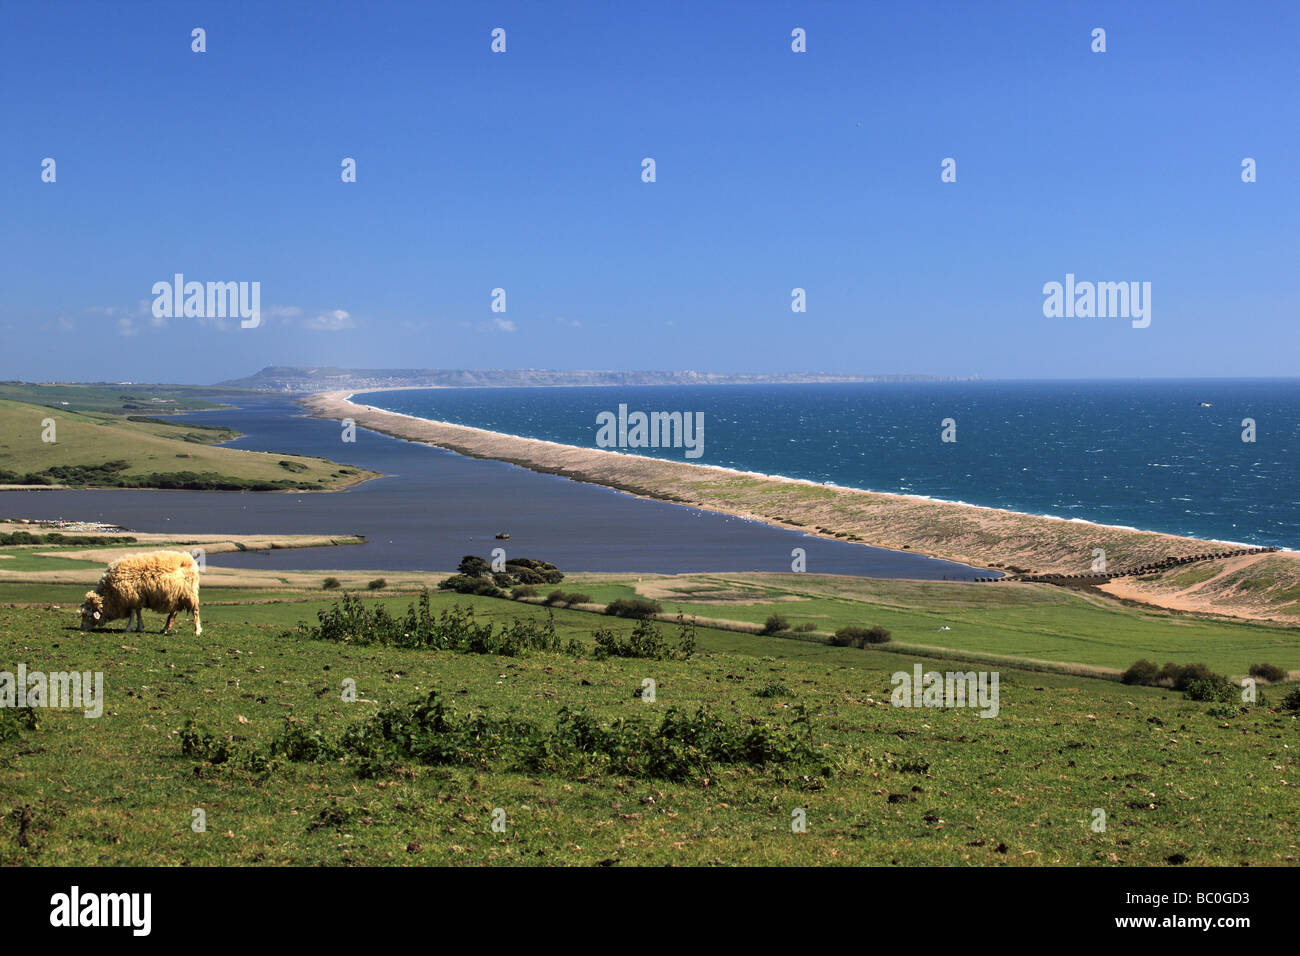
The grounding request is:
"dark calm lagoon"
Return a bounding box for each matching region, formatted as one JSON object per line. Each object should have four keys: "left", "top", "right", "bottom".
{"left": 0, "top": 400, "right": 990, "bottom": 578}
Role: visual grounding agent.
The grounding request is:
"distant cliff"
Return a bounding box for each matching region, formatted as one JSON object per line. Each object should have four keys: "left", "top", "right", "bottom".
{"left": 219, "top": 366, "right": 976, "bottom": 392}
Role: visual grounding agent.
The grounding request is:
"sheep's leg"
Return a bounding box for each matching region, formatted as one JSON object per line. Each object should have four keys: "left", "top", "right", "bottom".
{"left": 134, "top": 609, "right": 145, "bottom": 632}
{"left": 193, "top": 607, "right": 202, "bottom": 637}
{"left": 163, "top": 609, "right": 177, "bottom": 634}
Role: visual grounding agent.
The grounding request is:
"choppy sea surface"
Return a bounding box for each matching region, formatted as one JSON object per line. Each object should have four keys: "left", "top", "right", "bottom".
{"left": 358, "top": 379, "right": 1300, "bottom": 549}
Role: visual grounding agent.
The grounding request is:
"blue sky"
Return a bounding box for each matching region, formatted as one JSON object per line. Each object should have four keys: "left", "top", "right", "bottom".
{"left": 1, "top": 0, "right": 1297, "bottom": 383}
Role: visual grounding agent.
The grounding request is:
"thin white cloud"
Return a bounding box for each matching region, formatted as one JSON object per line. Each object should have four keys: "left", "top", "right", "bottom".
{"left": 301, "top": 309, "right": 354, "bottom": 331}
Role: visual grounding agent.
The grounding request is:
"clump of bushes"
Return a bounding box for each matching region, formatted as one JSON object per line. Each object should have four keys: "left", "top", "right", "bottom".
{"left": 437, "top": 555, "right": 564, "bottom": 598}
{"left": 1282, "top": 686, "right": 1300, "bottom": 712}
{"left": 1121, "top": 660, "right": 1221, "bottom": 691}
{"left": 243, "top": 689, "right": 814, "bottom": 783}
{"left": 592, "top": 616, "right": 696, "bottom": 660}
{"left": 0, "top": 531, "right": 136, "bottom": 546}
{"left": 179, "top": 719, "right": 233, "bottom": 765}
{"left": 289, "top": 591, "right": 579, "bottom": 657}
{"left": 367, "top": 578, "right": 387, "bottom": 590}
{"left": 604, "top": 597, "right": 662, "bottom": 619}
{"left": 512, "top": 585, "right": 539, "bottom": 599}
{"left": 0, "top": 706, "right": 39, "bottom": 744}
{"left": 322, "top": 577, "right": 342, "bottom": 590}
{"left": 1121, "top": 659, "right": 1245, "bottom": 703}
{"left": 1249, "top": 663, "right": 1287, "bottom": 683}
{"left": 1184, "top": 675, "right": 1237, "bottom": 703}
{"left": 437, "top": 574, "right": 504, "bottom": 597}
{"left": 830, "top": 624, "right": 891, "bottom": 647}
{"left": 761, "top": 613, "right": 790, "bottom": 635}
{"left": 543, "top": 590, "right": 591, "bottom": 607}
{"left": 1120, "top": 659, "right": 1160, "bottom": 685}
{"left": 502, "top": 558, "right": 565, "bottom": 586}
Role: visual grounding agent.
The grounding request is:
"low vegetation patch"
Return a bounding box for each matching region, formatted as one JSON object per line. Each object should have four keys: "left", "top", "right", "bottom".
{"left": 0, "top": 461, "right": 326, "bottom": 491}
{"left": 0, "top": 706, "right": 39, "bottom": 746}
{"left": 439, "top": 555, "right": 565, "bottom": 598}
{"left": 184, "top": 689, "right": 816, "bottom": 783}
{"left": 604, "top": 597, "right": 663, "bottom": 619}
{"left": 542, "top": 590, "right": 590, "bottom": 607}
{"left": 830, "top": 624, "right": 892, "bottom": 647}
{"left": 1121, "top": 659, "right": 1245, "bottom": 703}
{"left": 592, "top": 616, "right": 697, "bottom": 660}
{"left": 288, "top": 591, "right": 580, "bottom": 657}
{"left": 1249, "top": 662, "right": 1287, "bottom": 683}
{"left": 0, "top": 531, "right": 136, "bottom": 546}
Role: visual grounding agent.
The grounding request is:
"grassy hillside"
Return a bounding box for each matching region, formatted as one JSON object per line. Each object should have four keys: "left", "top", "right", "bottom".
{"left": 0, "top": 399, "right": 377, "bottom": 491}
{"left": 1, "top": 587, "right": 1295, "bottom": 866}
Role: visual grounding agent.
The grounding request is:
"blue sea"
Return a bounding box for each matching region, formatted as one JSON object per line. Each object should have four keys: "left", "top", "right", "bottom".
{"left": 356, "top": 380, "right": 1300, "bottom": 550}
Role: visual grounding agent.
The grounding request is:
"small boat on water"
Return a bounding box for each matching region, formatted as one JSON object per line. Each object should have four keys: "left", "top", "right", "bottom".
{"left": 495, "top": 532, "right": 510, "bottom": 539}
{"left": 1198, "top": 402, "right": 1213, "bottom": 407}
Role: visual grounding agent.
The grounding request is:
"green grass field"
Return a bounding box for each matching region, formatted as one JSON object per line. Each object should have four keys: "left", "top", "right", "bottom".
{"left": 0, "top": 398, "right": 377, "bottom": 490}
{"left": 2, "top": 584, "right": 1297, "bottom": 866}
{"left": 554, "top": 573, "right": 1300, "bottom": 677}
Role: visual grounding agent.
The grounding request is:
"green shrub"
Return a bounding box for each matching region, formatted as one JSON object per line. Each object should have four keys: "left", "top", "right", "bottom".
{"left": 512, "top": 585, "right": 539, "bottom": 599}
{"left": 437, "top": 574, "right": 503, "bottom": 597}
{"left": 1249, "top": 663, "right": 1286, "bottom": 683}
{"left": 322, "top": 577, "right": 342, "bottom": 590}
{"left": 290, "top": 591, "right": 577, "bottom": 657}
{"left": 1159, "top": 662, "right": 1216, "bottom": 691}
{"left": 179, "top": 719, "right": 233, "bottom": 765}
{"left": 0, "top": 706, "right": 39, "bottom": 745}
{"left": 1121, "top": 659, "right": 1160, "bottom": 685}
{"left": 1282, "top": 686, "right": 1300, "bottom": 712}
{"left": 367, "top": 578, "right": 387, "bottom": 590}
{"left": 504, "top": 558, "right": 564, "bottom": 585}
{"left": 269, "top": 690, "right": 815, "bottom": 783}
{"left": 834, "top": 624, "right": 891, "bottom": 647}
{"left": 457, "top": 555, "right": 491, "bottom": 577}
{"left": 543, "top": 590, "right": 589, "bottom": 607}
{"left": 761, "top": 613, "right": 790, "bottom": 635}
{"left": 592, "top": 616, "right": 696, "bottom": 660}
{"left": 605, "top": 597, "right": 662, "bottom": 619}
{"left": 1185, "top": 676, "right": 1237, "bottom": 703}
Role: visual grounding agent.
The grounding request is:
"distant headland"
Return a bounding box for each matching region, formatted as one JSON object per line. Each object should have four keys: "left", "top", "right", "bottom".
{"left": 219, "top": 366, "right": 978, "bottom": 393}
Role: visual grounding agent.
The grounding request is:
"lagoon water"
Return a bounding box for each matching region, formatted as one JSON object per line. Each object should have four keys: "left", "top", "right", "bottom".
{"left": 0, "top": 400, "right": 988, "bottom": 578}
{"left": 359, "top": 379, "right": 1300, "bottom": 550}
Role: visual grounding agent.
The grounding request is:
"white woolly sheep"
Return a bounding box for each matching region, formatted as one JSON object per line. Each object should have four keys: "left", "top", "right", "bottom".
{"left": 80, "top": 550, "right": 202, "bottom": 635}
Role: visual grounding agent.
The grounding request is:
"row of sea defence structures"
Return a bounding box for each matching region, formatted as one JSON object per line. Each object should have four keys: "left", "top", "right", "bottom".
{"left": 973, "top": 546, "right": 1281, "bottom": 584}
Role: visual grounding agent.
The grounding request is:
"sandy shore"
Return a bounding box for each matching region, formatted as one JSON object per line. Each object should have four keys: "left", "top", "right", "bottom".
{"left": 303, "top": 389, "right": 1300, "bottom": 622}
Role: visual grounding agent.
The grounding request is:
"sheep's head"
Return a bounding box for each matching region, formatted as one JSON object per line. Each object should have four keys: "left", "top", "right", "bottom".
{"left": 79, "top": 592, "right": 104, "bottom": 631}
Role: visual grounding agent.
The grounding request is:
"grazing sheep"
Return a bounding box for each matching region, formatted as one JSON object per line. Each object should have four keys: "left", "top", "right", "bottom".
{"left": 80, "top": 551, "right": 202, "bottom": 636}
